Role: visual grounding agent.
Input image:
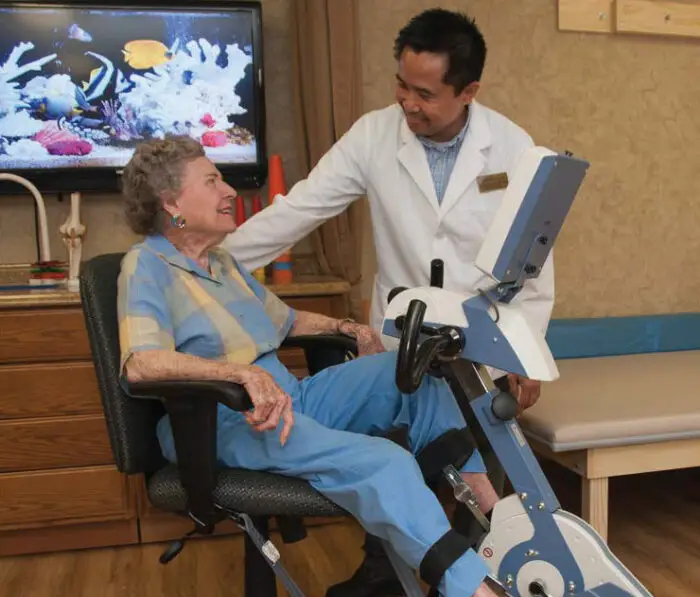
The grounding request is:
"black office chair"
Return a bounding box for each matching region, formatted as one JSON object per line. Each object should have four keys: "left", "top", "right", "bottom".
{"left": 79, "top": 252, "right": 359, "bottom": 596}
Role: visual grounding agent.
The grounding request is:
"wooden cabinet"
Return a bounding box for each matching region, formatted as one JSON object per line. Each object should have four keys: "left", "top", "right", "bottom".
{"left": 0, "top": 302, "right": 137, "bottom": 556}
{"left": 0, "top": 276, "right": 350, "bottom": 556}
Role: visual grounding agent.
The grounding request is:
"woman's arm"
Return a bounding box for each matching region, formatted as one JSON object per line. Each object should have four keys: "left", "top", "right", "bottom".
{"left": 125, "top": 349, "right": 295, "bottom": 445}
{"left": 288, "top": 311, "right": 345, "bottom": 336}
{"left": 289, "top": 311, "right": 385, "bottom": 356}
{"left": 124, "top": 349, "right": 249, "bottom": 384}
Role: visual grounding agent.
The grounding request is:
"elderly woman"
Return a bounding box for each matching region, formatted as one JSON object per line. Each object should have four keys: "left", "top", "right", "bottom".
{"left": 117, "top": 135, "right": 500, "bottom": 597}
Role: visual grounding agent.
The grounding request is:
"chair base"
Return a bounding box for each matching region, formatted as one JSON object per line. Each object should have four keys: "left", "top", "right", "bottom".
{"left": 158, "top": 505, "right": 307, "bottom": 597}
{"left": 245, "top": 516, "right": 277, "bottom": 596}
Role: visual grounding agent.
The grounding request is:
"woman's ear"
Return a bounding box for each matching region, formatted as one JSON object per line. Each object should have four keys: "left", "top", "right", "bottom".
{"left": 160, "top": 192, "right": 179, "bottom": 217}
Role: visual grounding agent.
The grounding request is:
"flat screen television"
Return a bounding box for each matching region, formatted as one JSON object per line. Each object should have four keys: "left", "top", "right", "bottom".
{"left": 0, "top": 0, "right": 267, "bottom": 194}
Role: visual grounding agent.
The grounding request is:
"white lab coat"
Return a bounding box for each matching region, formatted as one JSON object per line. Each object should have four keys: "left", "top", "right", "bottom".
{"left": 222, "top": 100, "right": 554, "bottom": 353}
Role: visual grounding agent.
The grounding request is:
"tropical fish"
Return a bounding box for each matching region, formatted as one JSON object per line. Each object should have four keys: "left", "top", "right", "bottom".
{"left": 122, "top": 40, "right": 173, "bottom": 69}
{"left": 68, "top": 23, "right": 92, "bottom": 42}
{"left": 81, "top": 67, "right": 102, "bottom": 91}
{"left": 28, "top": 74, "right": 92, "bottom": 120}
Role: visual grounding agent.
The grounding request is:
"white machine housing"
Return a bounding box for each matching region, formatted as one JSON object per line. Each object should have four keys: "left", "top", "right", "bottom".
{"left": 380, "top": 145, "right": 590, "bottom": 383}
{"left": 475, "top": 146, "right": 557, "bottom": 282}
{"left": 381, "top": 286, "right": 560, "bottom": 382}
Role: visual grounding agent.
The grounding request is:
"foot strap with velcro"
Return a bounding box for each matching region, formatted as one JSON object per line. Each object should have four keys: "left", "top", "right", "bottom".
{"left": 415, "top": 428, "right": 476, "bottom": 483}
{"left": 419, "top": 528, "right": 472, "bottom": 589}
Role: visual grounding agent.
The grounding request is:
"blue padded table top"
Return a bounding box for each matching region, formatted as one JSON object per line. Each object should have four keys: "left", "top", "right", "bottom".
{"left": 546, "top": 313, "right": 700, "bottom": 359}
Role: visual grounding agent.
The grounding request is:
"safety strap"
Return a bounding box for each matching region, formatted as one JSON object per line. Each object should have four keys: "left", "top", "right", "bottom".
{"left": 230, "top": 511, "right": 306, "bottom": 597}
{"left": 419, "top": 528, "right": 473, "bottom": 589}
{"left": 415, "top": 427, "right": 476, "bottom": 482}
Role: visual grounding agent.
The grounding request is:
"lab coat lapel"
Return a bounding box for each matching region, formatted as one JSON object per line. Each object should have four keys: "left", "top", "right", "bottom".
{"left": 397, "top": 118, "right": 440, "bottom": 216}
{"left": 438, "top": 102, "right": 492, "bottom": 221}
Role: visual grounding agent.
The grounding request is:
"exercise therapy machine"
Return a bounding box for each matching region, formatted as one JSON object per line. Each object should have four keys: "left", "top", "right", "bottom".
{"left": 152, "top": 147, "right": 654, "bottom": 597}
{"left": 380, "top": 146, "right": 654, "bottom": 597}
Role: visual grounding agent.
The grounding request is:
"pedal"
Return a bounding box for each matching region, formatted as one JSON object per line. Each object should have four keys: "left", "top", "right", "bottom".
{"left": 443, "top": 464, "right": 490, "bottom": 531}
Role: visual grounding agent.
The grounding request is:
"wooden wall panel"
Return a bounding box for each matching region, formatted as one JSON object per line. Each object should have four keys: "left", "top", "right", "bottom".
{"left": 559, "top": 0, "right": 615, "bottom": 33}
{"left": 617, "top": 0, "right": 700, "bottom": 39}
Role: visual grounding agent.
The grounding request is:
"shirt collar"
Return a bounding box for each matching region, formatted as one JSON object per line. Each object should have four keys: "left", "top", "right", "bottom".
{"left": 417, "top": 107, "right": 471, "bottom": 151}
{"left": 144, "top": 234, "right": 222, "bottom": 284}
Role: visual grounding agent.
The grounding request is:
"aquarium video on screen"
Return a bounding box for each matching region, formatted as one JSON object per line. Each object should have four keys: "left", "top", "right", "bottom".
{"left": 0, "top": 5, "right": 259, "bottom": 170}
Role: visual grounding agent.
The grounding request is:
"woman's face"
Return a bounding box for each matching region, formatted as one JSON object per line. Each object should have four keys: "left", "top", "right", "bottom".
{"left": 167, "top": 156, "right": 238, "bottom": 236}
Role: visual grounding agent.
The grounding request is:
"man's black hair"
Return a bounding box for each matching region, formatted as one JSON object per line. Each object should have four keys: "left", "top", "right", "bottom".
{"left": 394, "top": 8, "right": 487, "bottom": 93}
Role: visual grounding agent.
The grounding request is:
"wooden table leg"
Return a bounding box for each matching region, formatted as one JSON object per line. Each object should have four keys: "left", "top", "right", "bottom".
{"left": 582, "top": 476, "right": 609, "bottom": 542}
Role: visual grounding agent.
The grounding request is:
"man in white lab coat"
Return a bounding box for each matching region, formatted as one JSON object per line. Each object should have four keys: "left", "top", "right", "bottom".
{"left": 224, "top": 8, "right": 554, "bottom": 597}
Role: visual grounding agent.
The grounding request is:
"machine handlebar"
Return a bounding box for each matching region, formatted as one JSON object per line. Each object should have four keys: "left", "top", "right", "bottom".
{"left": 394, "top": 298, "right": 463, "bottom": 394}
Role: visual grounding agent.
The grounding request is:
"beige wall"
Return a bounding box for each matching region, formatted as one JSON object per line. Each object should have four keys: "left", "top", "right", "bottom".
{"left": 3, "top": 0, "right": 700, "bottom": 320}
{"left": 358, "top": 0, "right": 700, "bottom": 319}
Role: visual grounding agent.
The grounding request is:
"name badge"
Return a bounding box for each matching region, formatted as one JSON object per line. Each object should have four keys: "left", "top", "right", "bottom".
{"left": 477, "top": 172, "right": 508, "bottom": 193}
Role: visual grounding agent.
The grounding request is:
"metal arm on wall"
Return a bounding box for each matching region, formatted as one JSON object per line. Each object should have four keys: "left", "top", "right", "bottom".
{"left": 0, "top": 173, "right": 52, "bottom": 264}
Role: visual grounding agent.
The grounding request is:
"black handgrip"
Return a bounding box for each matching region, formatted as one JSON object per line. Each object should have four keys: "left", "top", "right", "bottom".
{"left": 430, "top": 259, "right": 444, "bottom": 288}
{"left": 396, "top": 299, "right": 427, "bottom": 393}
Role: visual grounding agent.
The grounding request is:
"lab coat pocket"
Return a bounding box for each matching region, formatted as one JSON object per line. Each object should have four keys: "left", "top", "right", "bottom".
{"left": 465, "top": 187, "right": 506, "bottom": 232}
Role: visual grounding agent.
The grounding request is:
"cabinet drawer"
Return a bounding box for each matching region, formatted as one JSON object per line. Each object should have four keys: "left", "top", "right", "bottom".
{"left": 277, "top": 347, "right": 308, "bottom": 378}
{"left": 0, "top": 466, "right": 131, "bottom": 530}
{"left": 0, "top": 362, "right": 101, "bottom": 420}
{"left": 285, "top": 296, "right": 345, "bottom": 318}
{"left": 0, "top": 308, "right": 91, "bottom": 363}
{"left": 0, "top": 415, "right": 113, "bottom": 472}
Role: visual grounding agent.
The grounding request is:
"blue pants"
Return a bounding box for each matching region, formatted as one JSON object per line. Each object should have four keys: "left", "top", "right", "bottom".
{"left": 158, "top": 351, "right": 490, "bottom": 597}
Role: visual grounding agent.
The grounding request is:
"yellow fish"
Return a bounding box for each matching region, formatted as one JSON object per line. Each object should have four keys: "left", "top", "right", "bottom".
{"left": 122, "top": 40, "right": 173, "bottom": 70}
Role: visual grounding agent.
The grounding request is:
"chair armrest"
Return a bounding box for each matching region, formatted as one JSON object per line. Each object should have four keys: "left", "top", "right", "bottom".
{"left": 129, "top": 379, "right": 253, "bottom": 412}
{"left": 127, "top": 380, "right": 254, "bottom": 530}
{"left": 282, "top": 333, "right": 359, "bottom": 375}
{"left": 282, "top": 333, "right": 359, "bottom": 353}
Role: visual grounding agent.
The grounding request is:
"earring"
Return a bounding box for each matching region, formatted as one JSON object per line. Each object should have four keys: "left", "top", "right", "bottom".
{"left": 171, "top": 214, "right": 186, "bottom": 229}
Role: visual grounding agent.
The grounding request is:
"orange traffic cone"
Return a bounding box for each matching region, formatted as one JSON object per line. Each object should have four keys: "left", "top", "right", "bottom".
{"left": 250, "top": 195, "right": 267, "bottom": 284}
{"left": 268, "top": 155, "right": 293, "bottom": 284}
{"left": 234, "top": 195, "right": 246, "bottom": 227}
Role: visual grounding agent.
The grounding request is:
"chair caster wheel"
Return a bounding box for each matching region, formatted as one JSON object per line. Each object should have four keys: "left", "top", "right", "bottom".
{"left": 159, "top": 539, "right": 185, "bottom": 564}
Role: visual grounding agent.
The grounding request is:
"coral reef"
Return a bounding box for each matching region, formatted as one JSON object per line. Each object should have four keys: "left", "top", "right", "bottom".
{"left": 0, "top": 42, "right": 57, "bottom": 142}
{"left": 118, "top": 39, "right": 252, "bottom": 141}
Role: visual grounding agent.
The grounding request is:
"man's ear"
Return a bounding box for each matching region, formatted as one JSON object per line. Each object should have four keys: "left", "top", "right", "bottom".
{"left": 460, "top": 81, "right": 480, "bottom": 105}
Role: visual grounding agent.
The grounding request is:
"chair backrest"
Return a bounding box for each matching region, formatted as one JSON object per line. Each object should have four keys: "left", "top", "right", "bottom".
{"left": 80, "top": 252, "right": 166, "bottom": 475}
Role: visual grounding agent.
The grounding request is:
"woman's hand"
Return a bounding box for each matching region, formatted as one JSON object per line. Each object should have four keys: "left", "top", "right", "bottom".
{"left": 339, "top": 321, "right": 386, "bottom": 356}
{"left": 237, "top": 365, "right": 294, "bottom": 445}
